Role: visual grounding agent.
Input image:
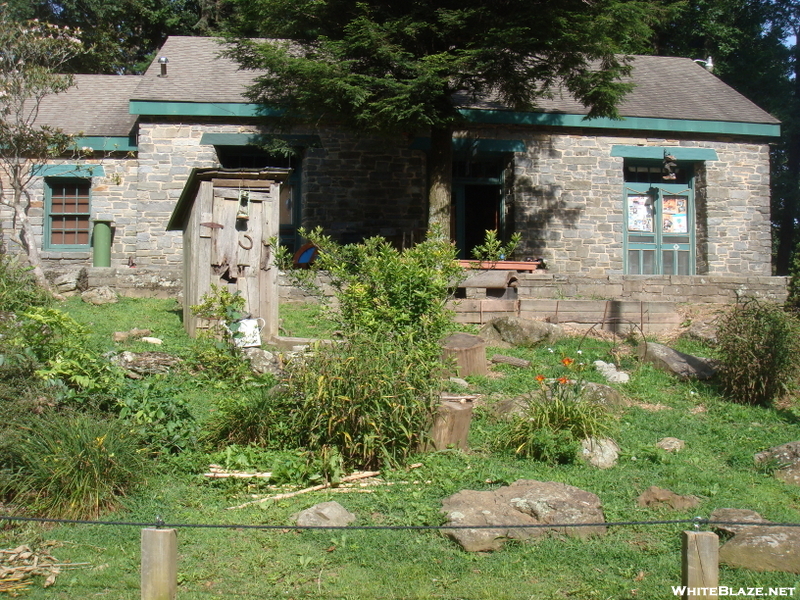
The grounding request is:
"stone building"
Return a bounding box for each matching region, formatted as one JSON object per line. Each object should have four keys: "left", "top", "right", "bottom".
{"left": 0, "top": 36, "right": 786, "bottom": 302}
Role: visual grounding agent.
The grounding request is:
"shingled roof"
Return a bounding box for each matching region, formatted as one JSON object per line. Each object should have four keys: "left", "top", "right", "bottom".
{"left": 35, "top": 35, "right": 779, "bottom": 135}
{"left": 36, "top": 74, "right": 141, "bottom": 136}
{"left": 131, "top": 36, "right": 778, "bottom": 126}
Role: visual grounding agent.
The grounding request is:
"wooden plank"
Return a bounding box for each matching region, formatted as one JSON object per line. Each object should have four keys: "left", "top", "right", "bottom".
{"left": 681, "top": 531, "right": 718, "bottom": 599}
{"left": 211, "top": 198, "right": 238, "bottom": 269}
{"left": 259, "top": 183, "right": 279, "bottom": 341}
{"left": 211, "top": 178, "right": 276, "bottom": 189}
{"left": 451, "top": 299, "right": 518, "bottom": 312}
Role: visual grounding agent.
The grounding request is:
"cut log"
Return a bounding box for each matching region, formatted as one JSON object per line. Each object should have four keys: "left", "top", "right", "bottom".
{"left": 490, "top": 354, "right": 531, "bottom": 368}
{"left": 441, "top": 333, "right": 487, "bottom": 377}
{"left": 427, "top": 400, "right": 474, "bottom": 451}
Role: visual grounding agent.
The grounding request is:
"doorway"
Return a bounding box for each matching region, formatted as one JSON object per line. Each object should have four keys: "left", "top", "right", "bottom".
{"left": 452, "top": 158, "right": 505, "bottom": 259}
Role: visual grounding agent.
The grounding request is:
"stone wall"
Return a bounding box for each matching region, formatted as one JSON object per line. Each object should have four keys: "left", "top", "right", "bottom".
{"left": 2, "top": 120, "right": 774, "bottom": 282}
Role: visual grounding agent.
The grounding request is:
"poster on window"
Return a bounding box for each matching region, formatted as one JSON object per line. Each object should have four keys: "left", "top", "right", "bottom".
{"left": 627, "top": 195, "right": 653, "bottom": 232}
{"left": 662, "top": 195, "right": 688, "bottom": 233}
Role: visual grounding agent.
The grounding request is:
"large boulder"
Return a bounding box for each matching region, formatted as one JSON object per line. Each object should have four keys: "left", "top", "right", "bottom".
{"left": 710, "top": 508, "right": 771, "bottom": 537}
{"left": 719, "top": 527, "right": 800, "bottom": 574}
{"left": 441, "top": 480, "right": 606, "bottom": 552}
{"left": 637, "top": 342, "right": 718, "bottom": 380}
{"left": 754, "top": 442, "right": 800, "bottom": 485}
{"left": 81, "top": 286, "right": 118, "bottom": 305}
{"left": 479, "top": 317, "right": 565, "bottom": 347}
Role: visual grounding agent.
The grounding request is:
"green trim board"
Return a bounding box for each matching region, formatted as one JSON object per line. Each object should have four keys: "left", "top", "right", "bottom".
{"left": 199, "top": 133, "right": 321, "bottom": 147}
{"left": 611, "top": 146, "right": 718, "bottom": 161}
{"left": 130, "top": 101, "right": 280, "bottom": 118}
{"left": 74, "top": 137, "right": 137, "bottom": 152}
{"left": 130, "top": 100, "right": 779, "bottom": 138}
{"left": 411, "top": 138, "right": 526, "bottom": 153}
{"left": 459, "top": 109, "right": 781, "bottom": 138}
{"left": 33, "top": 164, "right": 105, "bottom": 177}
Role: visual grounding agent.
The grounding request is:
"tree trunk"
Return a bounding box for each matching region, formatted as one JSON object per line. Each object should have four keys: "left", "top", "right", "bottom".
{"left": 774, "top": 38, "right": 800, "bottom": 276}
{"left": 16, "top": 205, "right": 51, "bottom": 291}
{"left": 427, "top": 125, "right": 453, "bottom": 235}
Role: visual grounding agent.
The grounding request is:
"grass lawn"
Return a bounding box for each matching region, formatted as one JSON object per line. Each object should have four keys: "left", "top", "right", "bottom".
{"left": 3, "top": 299, "right": 800, "bottom": 599}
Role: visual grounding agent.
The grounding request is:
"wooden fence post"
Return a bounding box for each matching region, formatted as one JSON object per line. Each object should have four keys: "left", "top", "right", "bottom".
{"left": 681, "top": 530, "right": 718, "bottom": 599}
{"left": 141, "top": 528, "right": 177, "bottom": 600}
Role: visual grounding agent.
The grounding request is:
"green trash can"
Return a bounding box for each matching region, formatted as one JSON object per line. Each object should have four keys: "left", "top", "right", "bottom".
{"left": 92, "top": 218, "right": 113, "bottom": 267}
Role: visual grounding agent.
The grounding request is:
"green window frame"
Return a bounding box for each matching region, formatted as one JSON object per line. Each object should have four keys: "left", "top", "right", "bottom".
{"left": 44, "top": 178, "right": 92, "bottom": 251}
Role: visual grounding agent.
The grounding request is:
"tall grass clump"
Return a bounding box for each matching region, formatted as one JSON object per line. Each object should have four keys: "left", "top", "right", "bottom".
{"left": 716, "top": 297, "right": 800, "bottom": 406}
{"left": 2, "top": 413, "right": 146, "bottom": 519}
{"left": 495, "top": 359, "right": 614, "bottom": 463}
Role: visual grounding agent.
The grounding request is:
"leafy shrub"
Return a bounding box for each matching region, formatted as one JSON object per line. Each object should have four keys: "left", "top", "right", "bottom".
{"left": 495, "top": 359, "right": 613, "bottom": 463}
{"left": 470, "top": 229, "right": 522, "bottom": 263}
{"left": 188, "top": 285, "right": 256, "bottom": 385}
{"left": 716, "top": 297, "right": 800, "bottom": 406}
{"left": 0, "top": 307, "right": 124, "bottom": 400}
{"left": 117, "top": 377, "right": 200, "bottom": 454}
{"left": 2, "top": 413, "right": 147, "bottom": 519}
{"left": 0, "top": 251, "right": 52, "bottom": 314}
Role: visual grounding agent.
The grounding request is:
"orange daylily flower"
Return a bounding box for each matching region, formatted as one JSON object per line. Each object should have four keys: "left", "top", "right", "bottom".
{"left": 561, "top": 357, "right": 575, "bottom": 366}
{"left": 557, "top": 377, "right": 569, "bottom": 384}
{"left": 535, "top": 374, "right": 546, "bottom": 382}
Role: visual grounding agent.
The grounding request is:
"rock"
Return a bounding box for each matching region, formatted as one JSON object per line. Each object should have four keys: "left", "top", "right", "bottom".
{"left": 682, "top": 320, "right": 719, "bottom": 345}
{"left": 113, "top": 328, "right": 152, "bottom": 343}
{"left": 637, "top": 342, "right": 718, "bottom": 380}
{"left": 755, "top": 442, "right": 800, "bottom": 486}
{"left": 140, "top": 337, "right": 163, "bottom": 345}
{"left": 581, "top": 382, "right": 625, "bottom": 408}
{"left": 636, "top": 486, "right": 700, "bottom": 510}
{"left": 710, "top": 508, "right": 771, "bottom": 537}
{"left": 53, "top": 272, "right": 79, "bottom": 294}
{"left": 81, "top": 286, "right": 118, "bottom": 305}
{"left": 719, "top": 526, "right": 800, "bottom": 574}
{"left": 593, "top": 360, "right": 630, "bottom": 384}
{"left": 656, "top": 437, "right": 685, "bottom": 453}
{"left": 294, "top": 501, "right": 356, "bottom": 527}
{"left": 449, "top": 377, "right": 470, "bottom": 389}
{"left": 441, "top": 480, "right": 606, "bottom": 552}
{"left": 580, "top": 437, "right": 619, "bottom": 469}
{"left": 242, "top": 347, "right": 281, "bottom": 376}
{"left": 479, "top": 317, "right": 565, "bottom": 348}
{"left": 112, "top": 351, "right": 182, "bottom": 376}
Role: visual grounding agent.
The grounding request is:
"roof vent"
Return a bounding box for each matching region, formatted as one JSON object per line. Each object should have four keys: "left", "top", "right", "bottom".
{"left": 158, "top": 56, "right": 169, "bottom": 77}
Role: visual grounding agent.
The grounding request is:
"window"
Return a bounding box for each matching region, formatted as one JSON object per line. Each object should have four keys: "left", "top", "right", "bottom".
{"left": 623, "top": 161, "right": 694, "bottom": 275}
{"left": 45, "top": 179, "right": 91, "bottom": 249}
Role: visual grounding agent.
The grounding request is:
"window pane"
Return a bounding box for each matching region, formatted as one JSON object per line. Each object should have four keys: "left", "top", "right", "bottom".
{"left": 663, "top": 250, "right": 675, "bottom": 275}
{"left": 677, "top": 251, "right": 690, "bottom": 275}
{"left": 662, "top": 195, "right": 688, "bottom": 233}
{"left": 627, "top": 195, "right": 653, "bottom": 232}
{"left": 628, "top": 249, "right": 640, "bottom": 274}
{"left": 642, "top": 250, "right": 655, "bottom": 274}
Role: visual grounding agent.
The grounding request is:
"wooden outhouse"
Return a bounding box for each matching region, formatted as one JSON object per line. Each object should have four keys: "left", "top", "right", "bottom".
{"left": 167, "top": 168, "right": 289, "bottom": 340}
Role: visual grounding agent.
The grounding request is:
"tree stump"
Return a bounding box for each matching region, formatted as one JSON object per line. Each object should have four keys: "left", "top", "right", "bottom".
{"left": 441, "top": 333, "right": 487, "bottom": 377}
{"left": 428, "top": 400, "right": 474, "bottom": 451}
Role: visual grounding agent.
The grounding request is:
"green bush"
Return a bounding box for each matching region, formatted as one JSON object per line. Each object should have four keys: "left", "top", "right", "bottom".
{"left": 264, "top": 229, "right": 462, "bottom": 470}
{"left": 117, "top": 377, "right": 200, "bottom": 454}
{"left": 283, "top": 334, "right": 441, "bottom": 470}
{"left": 2, "top": 413, "right": 147, "bottom": 519}
{"left": 0, "top": 307, "right": 124, "bottom": 400}
{"left": 0, "top": 251, "right": 52, "bottom": 314}
{"left": 716, "top": 297, "right": 800, "bottom": 406}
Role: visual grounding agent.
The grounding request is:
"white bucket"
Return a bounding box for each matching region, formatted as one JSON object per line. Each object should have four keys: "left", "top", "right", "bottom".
{"left": 233, "top": 317, "right": 266, "bottom": 347}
